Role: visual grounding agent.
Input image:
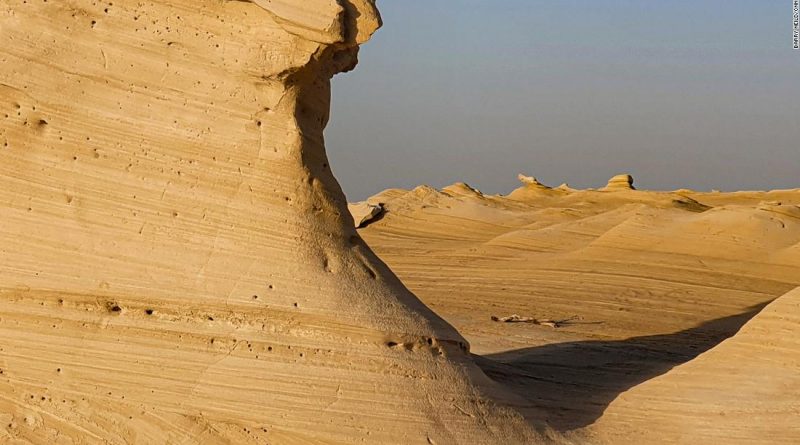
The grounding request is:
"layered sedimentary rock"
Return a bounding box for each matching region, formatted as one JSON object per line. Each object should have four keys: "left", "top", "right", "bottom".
{"left": 347, "top": 201, "right": 383, "bottom": 228}
{"left": 517, "top": 174, "right": 550, "bottom": 190}
{"left": 595, "top": 287, "right": 800, "bottom": 445}
{"left": 602, "top": 174, "right": 635, "bottom": 191}
{"left": 442, "top": 182, "right": 484, "bottom": 198}
{"left": 0, "top": 2, "right": 541, "bottom": 444}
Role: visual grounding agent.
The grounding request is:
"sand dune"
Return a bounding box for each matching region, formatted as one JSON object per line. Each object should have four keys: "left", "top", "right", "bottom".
{"left": 355, "top": 174, "right": 800, "bottom": 440}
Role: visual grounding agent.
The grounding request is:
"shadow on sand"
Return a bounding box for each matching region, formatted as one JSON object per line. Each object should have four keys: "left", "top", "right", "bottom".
{"left": 475, "top": 302, "right": 769, "bottom": 432}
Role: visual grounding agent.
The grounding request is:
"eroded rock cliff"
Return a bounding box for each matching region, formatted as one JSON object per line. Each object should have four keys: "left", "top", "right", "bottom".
{"left": 0, "top": 2, "right": 542, "bottom": 443}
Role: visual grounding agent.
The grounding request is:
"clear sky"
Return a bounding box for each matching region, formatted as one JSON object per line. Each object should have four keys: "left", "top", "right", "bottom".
{"left": 326, "top": 1, "right": 800, "bottom": 200}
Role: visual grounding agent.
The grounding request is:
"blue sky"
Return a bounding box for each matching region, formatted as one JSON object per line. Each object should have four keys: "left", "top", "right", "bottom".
{"left": 327, "top": 1, "right": 800, "bottom": 199}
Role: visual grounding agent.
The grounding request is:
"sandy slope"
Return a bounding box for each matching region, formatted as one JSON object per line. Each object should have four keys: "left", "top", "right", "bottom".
{"left": 594, "top": 287, "right": 800, "bottom": 444}
{"left": 356, "top": 175, "right": 800, "bottom": 439}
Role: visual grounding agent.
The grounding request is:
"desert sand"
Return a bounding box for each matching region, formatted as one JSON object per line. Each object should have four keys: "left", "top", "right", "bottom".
{"left": 354, "top": 174, "right": 800, "bottom": 443}
{"left": 1, "top": 0, "right": 798, "bottom": 444}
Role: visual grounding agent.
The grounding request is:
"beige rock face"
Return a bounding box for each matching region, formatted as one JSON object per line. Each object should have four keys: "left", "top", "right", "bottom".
{"left": 603, "top": 173, "right": 636, "bottom": 190}
{"left": 595, "top": 287, "right": 800, "bottom": 445}
{"left": 517, "top": 174, "right": 551, "bottom": 190}
{"left": 348, "top": 201, "right": 383, "bottom": 227}
{"left": 442, "top": 182, "right": 483, "bottom": 197}
{"left": 0, "top": 2, "right": 541, "bottom": 444}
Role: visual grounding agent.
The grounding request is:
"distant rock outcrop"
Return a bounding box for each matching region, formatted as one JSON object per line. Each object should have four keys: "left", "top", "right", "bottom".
{"left": 603, "top": 174, "right": 636, "bottom": 190}
{"left": 443, "top": 182, "right": 484, "bottom": 197}
{"left": 555, "top": 183, "right": 576, "bottom": 192}
{"left": 518, "top": 174, "right": 551, "bottom": 190}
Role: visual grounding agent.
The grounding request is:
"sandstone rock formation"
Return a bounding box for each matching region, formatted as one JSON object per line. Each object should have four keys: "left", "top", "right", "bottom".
{"left": 518, "top": 174, "right": 550, "bottom": 190}
{"left": 442, "top": 182, "right": 484, "bottom": 198}
{"left": 0, "top": 2, "right": 542, "bottom": 443}
{"left": 348, "top": 201, "right": 383, "bottom": 227}
{"left": 603, "top": 173, "right": 636, "bottom": 190}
